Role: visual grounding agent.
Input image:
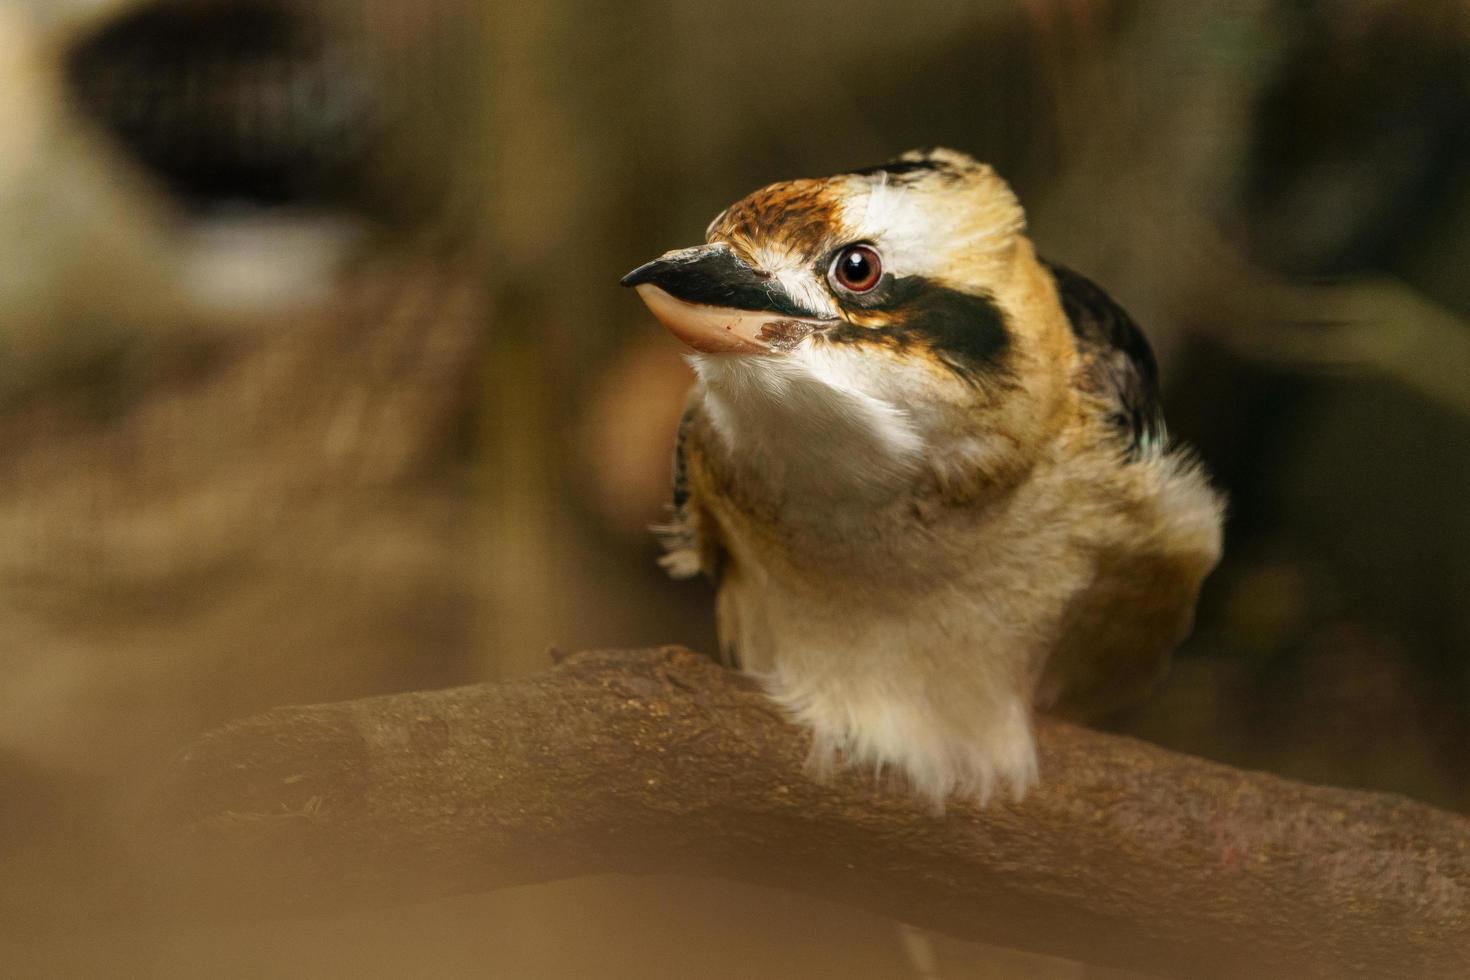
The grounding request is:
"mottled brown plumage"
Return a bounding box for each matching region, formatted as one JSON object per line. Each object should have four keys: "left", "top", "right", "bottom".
{"left": 709, "top": 180, "right": 841, "bottom": 257}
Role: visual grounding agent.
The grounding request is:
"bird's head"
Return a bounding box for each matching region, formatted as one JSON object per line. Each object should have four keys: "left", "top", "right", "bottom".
{"left": 624, "top": 149, "right": 1080, "bottom": 495}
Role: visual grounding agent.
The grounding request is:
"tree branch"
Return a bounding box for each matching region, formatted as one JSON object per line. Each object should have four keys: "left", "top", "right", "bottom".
{"left": 151, "top": 647, "right": 1470, "bottom": 978}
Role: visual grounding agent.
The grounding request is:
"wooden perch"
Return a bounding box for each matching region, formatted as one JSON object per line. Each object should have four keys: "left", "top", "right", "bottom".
{"left": 150, "top": 647, "right": 1470, "bottom": 978}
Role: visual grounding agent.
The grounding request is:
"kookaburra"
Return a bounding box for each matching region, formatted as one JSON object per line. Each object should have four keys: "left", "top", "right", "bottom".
{"left": 623, "top": 148, "right": 1224, "bottom": 805}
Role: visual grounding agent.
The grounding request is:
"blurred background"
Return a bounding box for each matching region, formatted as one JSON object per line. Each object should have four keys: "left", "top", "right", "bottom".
{"left": 0, "top": 0, "right": 1467, "bottom": 976}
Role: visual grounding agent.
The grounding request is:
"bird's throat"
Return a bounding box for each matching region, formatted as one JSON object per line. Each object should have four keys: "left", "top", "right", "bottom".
{"left": 692, "top": 354, "right": 925, "bottom": 508}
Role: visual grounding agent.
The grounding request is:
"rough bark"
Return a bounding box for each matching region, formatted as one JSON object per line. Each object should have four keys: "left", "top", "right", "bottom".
{"left": 151, "top": 647, "right": 1470, "bottom": 978}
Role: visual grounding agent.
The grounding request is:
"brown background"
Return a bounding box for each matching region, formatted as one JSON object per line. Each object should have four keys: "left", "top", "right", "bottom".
{"left": 2, "top": 0, "right": 1468, "bottom": 976}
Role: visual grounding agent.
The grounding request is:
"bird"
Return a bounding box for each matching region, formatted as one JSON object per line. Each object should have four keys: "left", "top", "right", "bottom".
{"left": 622, "top": 148, "right": 1223, "bottom": 805}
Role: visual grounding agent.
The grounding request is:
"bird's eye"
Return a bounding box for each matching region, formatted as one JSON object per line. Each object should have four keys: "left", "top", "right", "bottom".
{"left": 829, "top": 244, "right": 883, "bottom": 293}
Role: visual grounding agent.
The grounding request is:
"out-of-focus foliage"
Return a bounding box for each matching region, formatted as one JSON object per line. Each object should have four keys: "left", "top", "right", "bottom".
{"left": 1, "top": 1, "right": 1466, "bottom": 977}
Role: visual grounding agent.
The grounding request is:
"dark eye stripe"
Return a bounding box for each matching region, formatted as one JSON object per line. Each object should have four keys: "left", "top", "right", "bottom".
{"left": 825, "top": 276, "right": 1011, "bottom": 383}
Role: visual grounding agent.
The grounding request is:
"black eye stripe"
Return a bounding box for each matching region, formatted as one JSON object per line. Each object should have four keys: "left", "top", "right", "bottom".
{"left": 824, "top": 276, "right": 1011, "bottom": 384}
{"left": 828, "top": 270, "right": 923, "bottom": 310}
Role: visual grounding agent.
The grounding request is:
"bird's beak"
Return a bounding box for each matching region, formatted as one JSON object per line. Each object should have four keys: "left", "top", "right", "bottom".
{"left": 621, "top": 244, "right": 830, "bottom": 354}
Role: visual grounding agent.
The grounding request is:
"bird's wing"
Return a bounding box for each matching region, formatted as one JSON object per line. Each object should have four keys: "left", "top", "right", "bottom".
{"left": 653, "top": 405, "right": 708, "bottom": 580}
{"left": 1043, "top": 260, "right": 1166, "bottom": 459}
{"left": 671, "top": 403, "right": 692, "bottom": 515}
{"left": 1037, "top": 544, "right": 1208, "bottom": 720}
{"left": 661, "top": 404, "right": 750, "bottom": 669}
